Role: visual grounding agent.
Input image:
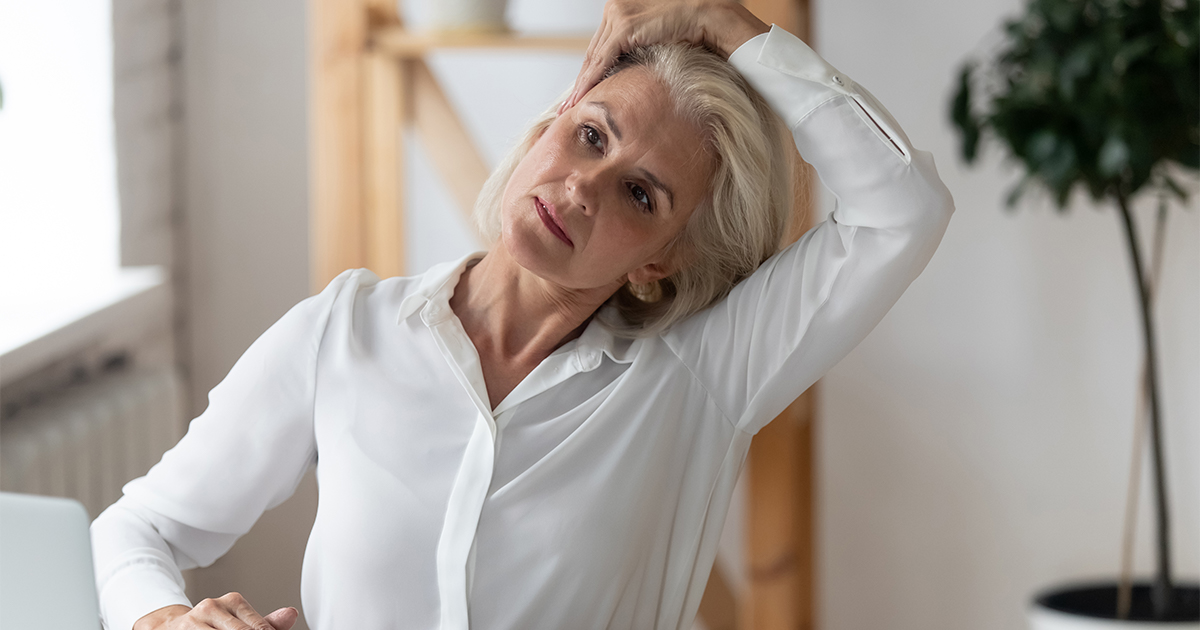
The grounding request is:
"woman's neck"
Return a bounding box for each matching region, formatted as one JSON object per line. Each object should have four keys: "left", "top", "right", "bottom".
{"left": 450, "top": 245, "right": 620, "bottom": 364}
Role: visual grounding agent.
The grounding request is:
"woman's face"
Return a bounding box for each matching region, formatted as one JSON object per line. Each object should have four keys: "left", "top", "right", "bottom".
{"left": 500, "top": 67, "right": 715, "bottom": 293}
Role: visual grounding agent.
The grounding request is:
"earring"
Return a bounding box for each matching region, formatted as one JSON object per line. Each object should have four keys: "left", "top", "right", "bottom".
{"left": 628, "top": 279, "right": 663, "bottom": 303}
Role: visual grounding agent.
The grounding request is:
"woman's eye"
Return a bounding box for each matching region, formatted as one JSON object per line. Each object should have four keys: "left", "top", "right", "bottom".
{"left": 629, "top": 184, "right": 653, "bottom": 212}
{"left": 579, "top": 125, "right": 603, "bottom": 151}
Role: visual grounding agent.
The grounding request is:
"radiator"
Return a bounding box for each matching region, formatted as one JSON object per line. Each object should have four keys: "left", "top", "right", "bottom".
{"left": 0, "top": 368, "right": 184, "bottom": 519}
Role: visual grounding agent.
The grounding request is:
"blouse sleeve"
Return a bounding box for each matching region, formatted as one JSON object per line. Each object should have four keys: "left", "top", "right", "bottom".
{"left": 90, "top": 269, "right": 360, "bottom": 630}
{"left": 662, "top": 26, "right": 954, "bottom": 435}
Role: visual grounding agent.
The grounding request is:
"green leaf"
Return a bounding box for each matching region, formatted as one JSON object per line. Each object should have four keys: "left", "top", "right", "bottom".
{"left": 1028, "top": 129, "right": 1060, "bottom": 163}
{"left": 1113, "top": 36, "right": 1156, "bottom": 75}
{"left": 950, "top": 0, "right": 1200, "bottom": 210}
{"left": 1046, "top": 0, "right": 1079, "bottom": 32}
{"left": 1098, "top": 135, "right": 1131, "bottom": 176}
{"left": 1059, "top": 43, "right": 1097, "bottom": 99}
{"left": 951, "top": 65, "right": 982, "bottom": 162}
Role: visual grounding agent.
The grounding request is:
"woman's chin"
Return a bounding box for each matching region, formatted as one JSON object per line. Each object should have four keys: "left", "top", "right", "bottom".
{"left": 500, "top": 223, "right": 567, "bottom": 279}
{"left": 499, "top": 220, "right": 629, "bottom": 295}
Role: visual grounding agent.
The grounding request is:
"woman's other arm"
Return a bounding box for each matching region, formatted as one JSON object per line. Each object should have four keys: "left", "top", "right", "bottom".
{"left": 92, "top": 501, "right": 296, "bottom": 629}
{"left": 91, "top": 269, "right": 365, "bottom": 629}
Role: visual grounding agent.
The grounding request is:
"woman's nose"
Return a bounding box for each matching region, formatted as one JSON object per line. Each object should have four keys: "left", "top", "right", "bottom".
{"left": 566, "top": 168, "right": 601, "bottom": 216}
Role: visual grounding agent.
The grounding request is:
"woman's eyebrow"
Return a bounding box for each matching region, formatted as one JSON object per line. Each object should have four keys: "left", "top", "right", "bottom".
{"left": 588, "top": 101, "right": 622, "bottom": 141}
{"left": 588, "top": 101, "right": 675, "bottom": 210}
{"left": 634, "top": 168, "right": 675, "bottom": 211}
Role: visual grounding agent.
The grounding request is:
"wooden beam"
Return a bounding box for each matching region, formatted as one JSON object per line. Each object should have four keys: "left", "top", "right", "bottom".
{"left": 411, "top": 60, "right": 490, "bottom": 238}
{"left": 698, "top": 564, "right": 740, "bottom": 630}
{"left": 371, "top": 28, "right": 590, "bottom": 58}
{"left": 744, "top": 390, "right": 816, "bottom": 630}
{"left": 740, "top": 2, "right": 817, "bottom": 628}
{"left": 362, "top": 52, "right": 407, "bottom": 278}
{"left": 309, "top": 0, "right": 368, "bottom": 291}
{"left": 744, "top": 0, "right": 812, "bottom": 42}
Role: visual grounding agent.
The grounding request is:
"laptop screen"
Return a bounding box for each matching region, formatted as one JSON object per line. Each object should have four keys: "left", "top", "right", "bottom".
{"left": 0, "top": 492, "right": 102, "bottom": 630}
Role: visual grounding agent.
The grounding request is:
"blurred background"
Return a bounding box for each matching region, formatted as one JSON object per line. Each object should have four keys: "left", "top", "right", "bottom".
{"left": 0, "top": 0, "right": 1195, "bottom": 629}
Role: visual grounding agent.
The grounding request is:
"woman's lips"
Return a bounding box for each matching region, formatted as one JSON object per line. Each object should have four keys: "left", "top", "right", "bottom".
{"left": 535, "top": 197, "right": 573, "bottom": 247}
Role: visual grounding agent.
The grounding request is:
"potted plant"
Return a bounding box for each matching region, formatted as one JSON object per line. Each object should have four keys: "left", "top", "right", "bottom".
{"left": 950, "top": 0, "right": 1198, "bottom": 625}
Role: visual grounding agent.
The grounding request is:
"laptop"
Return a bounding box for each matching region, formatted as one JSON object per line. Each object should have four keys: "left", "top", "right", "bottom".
{"left": 0, "top": 492, "right": 102, "bottom": 630}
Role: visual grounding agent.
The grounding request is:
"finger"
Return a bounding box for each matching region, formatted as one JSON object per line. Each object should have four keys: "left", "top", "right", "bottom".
{"left": 215, "top": 593, "right": 272, "bottom": 630}
{"left": 562, "top": 21, "right": 604, "bottom": 114}
{"left": 191, "top": 597, "right": 255, "bottom": 630}
{"left": 264, "top": 607, "right": 299, "bottom": 630}
{"left": 228, "top": 603, "right": 274, "bottom": 630}
{"left": 578, "top": 16, "right": 608, "bottom": 88}
{"left": 572, "top": 27, "right": 628, "bottom": 107}
{"left": 568, "top": 19, "right": 615, "bottom": 109}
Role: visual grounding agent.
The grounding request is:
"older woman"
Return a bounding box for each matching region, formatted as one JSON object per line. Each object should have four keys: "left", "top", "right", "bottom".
{"left": 92, "top": 1, "right": 953, "bottom": 629}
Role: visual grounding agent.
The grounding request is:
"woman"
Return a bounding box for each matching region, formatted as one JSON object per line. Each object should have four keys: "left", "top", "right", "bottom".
{"left": 92, "top": 1, "right": 953, "bottom": 628}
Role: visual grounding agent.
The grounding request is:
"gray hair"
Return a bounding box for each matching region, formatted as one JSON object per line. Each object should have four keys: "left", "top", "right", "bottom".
{"left": 475, "top": 43, "right": 794, "bottom": 337}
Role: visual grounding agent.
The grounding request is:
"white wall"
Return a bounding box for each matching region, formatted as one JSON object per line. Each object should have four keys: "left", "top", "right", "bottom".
{"left": 814, "top": 0, "right": 1199, "bottom": 628}
{"left": 179, "top": 0, "right": 314, "bottom": 624}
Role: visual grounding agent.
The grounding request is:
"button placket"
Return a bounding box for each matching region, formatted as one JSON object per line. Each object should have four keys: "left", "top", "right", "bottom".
{"left": 426, "top": 313, "right": 498, "bottom": 630}
{"left": 434, "top": 413, "right": 494, "bottom": 630}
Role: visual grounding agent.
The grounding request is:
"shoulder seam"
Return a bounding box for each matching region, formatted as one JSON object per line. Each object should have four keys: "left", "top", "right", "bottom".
{"left": 306, "top": 269, "right": 362, "bottom": 468}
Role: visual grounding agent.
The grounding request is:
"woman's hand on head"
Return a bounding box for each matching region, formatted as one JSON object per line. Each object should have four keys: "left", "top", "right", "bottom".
{"left": 132, "top": 593, "right": 298, "bottom": 630}
{"left": 560, "top": 0, "right": 768, "bottom": 114}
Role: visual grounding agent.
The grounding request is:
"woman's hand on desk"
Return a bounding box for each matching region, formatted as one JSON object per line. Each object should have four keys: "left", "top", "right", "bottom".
{"left": 560, "top": 0, "right": 769, "bottom": 114}
{"left": 133, "top": 593, "right": 298, "bottom": 630}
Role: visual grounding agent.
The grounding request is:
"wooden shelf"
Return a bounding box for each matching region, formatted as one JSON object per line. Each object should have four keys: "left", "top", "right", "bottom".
{"left": 370, "top": 27, "right": 590, "bottom": 58}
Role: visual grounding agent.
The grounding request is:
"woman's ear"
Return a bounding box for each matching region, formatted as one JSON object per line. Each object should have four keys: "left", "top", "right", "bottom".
{"left": 626, "top": 261, "right": 674, "bottom": 285}
{"left": 626, "top": 239, "right": 694, "bottom": 284}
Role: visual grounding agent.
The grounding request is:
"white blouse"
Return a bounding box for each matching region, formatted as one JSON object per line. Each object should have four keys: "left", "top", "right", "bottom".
{"left": 92, "top": 25, "right": 954, "bottom": 630}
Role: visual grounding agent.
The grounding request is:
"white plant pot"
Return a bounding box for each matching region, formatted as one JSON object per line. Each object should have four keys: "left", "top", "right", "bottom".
{"left": 1029, "top": 583, "right": 1200, "bottom": 629}
{"left": 427, "top": 0, "right": 509, "bottom": 33}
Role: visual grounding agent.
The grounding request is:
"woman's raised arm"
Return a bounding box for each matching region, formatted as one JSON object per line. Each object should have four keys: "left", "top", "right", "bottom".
{"left": 656, "top": 25, "right": 955, "bottom": 434}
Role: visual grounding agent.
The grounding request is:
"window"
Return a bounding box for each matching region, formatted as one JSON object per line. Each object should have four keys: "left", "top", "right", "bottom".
{"left": 0, "top": 1, "right": 124, "bottom": 357}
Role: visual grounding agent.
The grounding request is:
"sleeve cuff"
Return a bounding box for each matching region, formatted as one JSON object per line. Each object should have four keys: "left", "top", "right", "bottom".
{"left": 98, "top": 553, "right": 191, "bottom": 630}
{"left": 727, "top": 24, "right": 853, "bottom": 128}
